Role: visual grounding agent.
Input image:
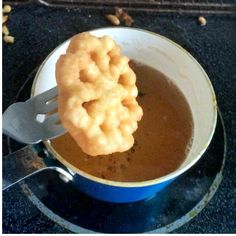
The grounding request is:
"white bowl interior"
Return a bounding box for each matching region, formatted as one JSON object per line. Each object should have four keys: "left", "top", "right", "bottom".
{"left": 33, "top": 28, "right": 217, "bottom": 185}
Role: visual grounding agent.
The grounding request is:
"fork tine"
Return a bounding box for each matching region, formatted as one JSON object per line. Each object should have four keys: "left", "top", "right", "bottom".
{"left": 43, "top": 112, "right": 67, "bottom": 139}
{"left": 30, "top": 86, "right": 58, "bottom": 104}
{"left": 42, "top": 99, "right": 58, "bottom": 114}
{"left": 28, "top": 87, "right": 58, "bottom": 114}
{"left": 44, "top": 113, "right": 60, "bottom": 126}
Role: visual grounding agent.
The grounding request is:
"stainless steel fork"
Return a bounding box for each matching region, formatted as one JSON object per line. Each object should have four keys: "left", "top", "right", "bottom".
{"left": 3, "top": 86, "right": 66, "bottom": 144}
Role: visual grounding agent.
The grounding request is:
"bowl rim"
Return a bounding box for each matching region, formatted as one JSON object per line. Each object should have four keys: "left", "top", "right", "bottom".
{"left": 32, "top": 27, "right": 218, "bottom": 188}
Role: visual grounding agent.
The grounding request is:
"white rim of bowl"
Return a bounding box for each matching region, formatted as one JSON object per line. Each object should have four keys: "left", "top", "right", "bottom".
{"left": 31, "top": 27, "right": 218, "bottom": 188}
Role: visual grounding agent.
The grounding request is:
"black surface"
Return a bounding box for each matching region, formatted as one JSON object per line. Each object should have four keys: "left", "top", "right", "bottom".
{"left": 2, "top": 3, "right": 236, "bottom": 233}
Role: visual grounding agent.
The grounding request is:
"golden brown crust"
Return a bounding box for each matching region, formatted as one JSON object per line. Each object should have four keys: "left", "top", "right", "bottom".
{"left": 56, "top": 32, "right": 143, "bottom": 156}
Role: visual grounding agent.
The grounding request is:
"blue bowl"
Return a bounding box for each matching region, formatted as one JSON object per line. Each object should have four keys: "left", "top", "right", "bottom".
{"left": 33, "top": 28, "right": 217, "bottom": 203}
{"left": 72, "top": 173, "right": 174, "bottom": 203}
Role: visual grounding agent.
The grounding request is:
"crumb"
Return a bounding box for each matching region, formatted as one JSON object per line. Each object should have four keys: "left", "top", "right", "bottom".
{"left": 138, "top": 91, "right": 146, "bottom": 97}
{"left": 131, "top": 147, "right": 135, "bottom": 153}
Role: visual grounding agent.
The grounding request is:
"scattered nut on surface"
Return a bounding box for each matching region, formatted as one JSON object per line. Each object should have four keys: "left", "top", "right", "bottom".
{"left": 2, "top": 15, "right": 8, "bottom": 24}
{"left": 198, "top": 16, "right": 207, "bottom": 26}
{"left": 114, "top": 7, "right": 134, "bottom": 26}
{"left": 122, "top": 13, "right": 134, "bottom": 26}
{"left": 2, "top": 25, "right": 9, "bottom": 35}
{"left": 105, "top": 14, "right": 120, "bottom": 26}
{"left": 114, "top": 7, "right": 123, "bottom": 19}
{"left": 2, "top": 4, "right": 14, "bottom": 44}
{"left": 3, "top": 5, "right": 12, "bottom": 13}
{"left": 3, "top": 35, "right": 14, "bottom": 44}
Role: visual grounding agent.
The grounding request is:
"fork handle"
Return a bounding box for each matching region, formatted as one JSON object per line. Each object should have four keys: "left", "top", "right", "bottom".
{"left": 3, "top": 145, "right": 73, "bottom": 191}
{"left": 2, "top": 145, "right": 47, "bottom": 190}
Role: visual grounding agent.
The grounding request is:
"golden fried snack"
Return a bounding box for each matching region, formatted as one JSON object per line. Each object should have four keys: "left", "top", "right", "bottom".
{"left": 56, "top": 32, "right": 143, "bottom": 156}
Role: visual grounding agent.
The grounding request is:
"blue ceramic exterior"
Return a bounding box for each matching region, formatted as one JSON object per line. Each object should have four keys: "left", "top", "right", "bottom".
{"left": 72, "top": 174, "right": 174, "bottom": 203}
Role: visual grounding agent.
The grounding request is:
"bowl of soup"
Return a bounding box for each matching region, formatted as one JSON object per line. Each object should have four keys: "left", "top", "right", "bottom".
{"left": 32, "top": 27, "right": 217, "bottom": 202}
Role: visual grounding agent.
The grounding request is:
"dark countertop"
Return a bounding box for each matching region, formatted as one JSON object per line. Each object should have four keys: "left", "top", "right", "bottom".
{"left": 2, "top": 3, "right": 236, "bottom": 233}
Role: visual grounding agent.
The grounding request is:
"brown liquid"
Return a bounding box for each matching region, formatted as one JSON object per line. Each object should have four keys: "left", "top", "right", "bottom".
{"left": 51, "top": 61, "right": 194, "bottom": 182}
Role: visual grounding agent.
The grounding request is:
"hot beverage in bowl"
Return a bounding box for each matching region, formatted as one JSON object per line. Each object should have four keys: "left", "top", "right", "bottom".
{"left": 51, "top": 60, "right": 194, "bottom": 182}
{"left": 32, "top": 28, "right": 217, "bottom": 202}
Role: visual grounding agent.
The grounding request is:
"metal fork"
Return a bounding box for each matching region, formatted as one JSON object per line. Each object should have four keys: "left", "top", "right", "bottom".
{"left": 3, "top": 86, "right": 67, "bottom": 144}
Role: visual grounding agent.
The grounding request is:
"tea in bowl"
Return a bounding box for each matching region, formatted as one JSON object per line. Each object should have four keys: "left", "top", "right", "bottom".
{"left": 32, "top": 28, "right": 217, "bottom": 202}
